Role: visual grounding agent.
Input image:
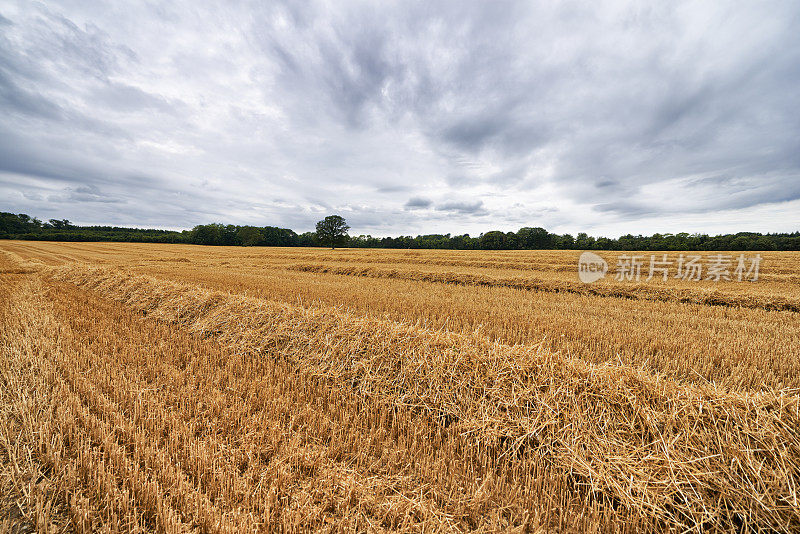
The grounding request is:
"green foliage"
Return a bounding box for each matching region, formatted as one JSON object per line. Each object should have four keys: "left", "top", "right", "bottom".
{"left": 186, "top": 223, "right": 298, "bottom": 246}
{"left": 2, "top": 212, "right": 799, "bottom": 250}
{"left": 0, "top": 213, "right": 184, "bottom": 243}
{"left": 517, "top": 227, "right": 553, "bottom": 249}
{"left": 0, "top": 212, "right": 42, "bottom": 234}
{"left": 298, "top": 232, "right": 317, "bottom": 247}
{"left": 237, "top": 226, "right": 263, "bottom": 247}
{"left": 479, "top": 231, "right": 509, "bottom": 250}
{"left": 315, "top": 215, "right": 350, "bottom": 249}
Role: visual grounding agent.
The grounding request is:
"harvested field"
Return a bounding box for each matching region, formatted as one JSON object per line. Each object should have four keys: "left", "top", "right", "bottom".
{"left": 287, "top": 262, "right": 800, "bottom": 311}
{"left": 1, "top": 240, "right": 799, "bottom": 532}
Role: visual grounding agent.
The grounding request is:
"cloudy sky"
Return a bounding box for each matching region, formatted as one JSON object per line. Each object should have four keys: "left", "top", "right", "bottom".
{"left": 1, "top": 1, "right": 799, "bottom": 237}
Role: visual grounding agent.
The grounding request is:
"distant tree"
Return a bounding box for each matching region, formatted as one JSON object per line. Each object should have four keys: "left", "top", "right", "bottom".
{"left": 261, "top": 226, "right": 299, "bottom": 246}
{"left": 517, "top": 227, "right": 553, "bottom": 249}
{"left": 594, "top": 237, "right": 614, "bottom": 250}
{"left": 237, "top": 226, "right": 263, "bottom": 246}
{"left": 504, "top": 231, "right": 519, "bottom": 249}
{"left": 190, "top": 223, "right": 224, "bottom": 245}
{"left": 557, "top": 233, "right": 575, "bottom": 249}
{"left": 298, "top": 232, "right": 317, "bottom": 247}
{"left": 479, "top": 231, "right": 508, "bottom": 250}
{"left": 350, "top": 234, "right": 382, "bottom": 248}
{"left": 315, "top": 215, "right": 350, "bottom": 249}
{"left": 1, "top": 212, "right": 42, "bottom": 234}
{"left": 575, "top": 232, "right": 594, "bottom": 250}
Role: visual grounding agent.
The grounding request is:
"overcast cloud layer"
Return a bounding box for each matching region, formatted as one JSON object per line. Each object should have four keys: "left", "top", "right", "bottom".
{"left": 1, "top": 1, "right": 799, "bottom": 236}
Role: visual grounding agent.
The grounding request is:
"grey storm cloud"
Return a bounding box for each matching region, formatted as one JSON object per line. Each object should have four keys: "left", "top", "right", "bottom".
{"left": 404, "top": 197, "right": 432, "bottom": 210}
{"left": 1, "top": 0, "right": 799, "bottom": 235}
{"left": 436, "top": 200, "right": 485, "bottom": 215}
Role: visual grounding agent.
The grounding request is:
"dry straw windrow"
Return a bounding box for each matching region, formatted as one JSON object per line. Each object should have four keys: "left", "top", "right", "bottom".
{"left": 45, "top": 262, "right": 800, "bottom": 532}
{"left": 36, "top": 243, "right": 792, "bottom": 392}
{"left": 287, "top": 263, "right": 800, "bottom": 312}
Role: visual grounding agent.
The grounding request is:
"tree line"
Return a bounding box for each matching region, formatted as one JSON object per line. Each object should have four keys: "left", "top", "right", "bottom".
{"left": 2, "top": 211, "right": 799, "bottom": 250}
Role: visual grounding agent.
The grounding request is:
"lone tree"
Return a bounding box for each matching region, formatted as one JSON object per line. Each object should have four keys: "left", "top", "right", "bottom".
{"left": 315, "top": 215, "right": 350, "bottom": 249}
